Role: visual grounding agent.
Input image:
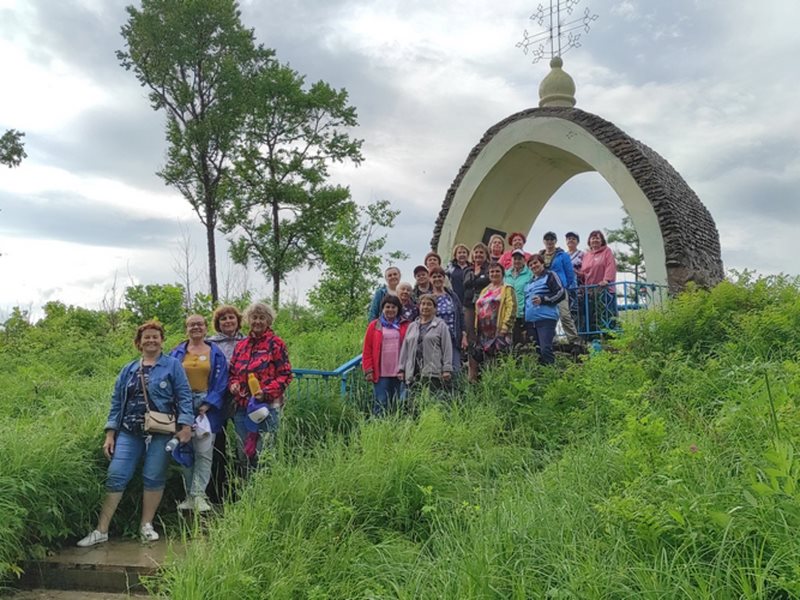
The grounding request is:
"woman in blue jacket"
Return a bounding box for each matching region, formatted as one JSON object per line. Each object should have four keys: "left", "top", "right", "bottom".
{"left": 541, "top": 231, "right": 579, "bottom": 345}
{"left": 77, "top": 320, "right": 193, "bottom": 547}
{"left": 168, "top": 314, "right": 228, "bottom": 512}
{"left": 524, "top": 254, "right": 566, "bottom": 365}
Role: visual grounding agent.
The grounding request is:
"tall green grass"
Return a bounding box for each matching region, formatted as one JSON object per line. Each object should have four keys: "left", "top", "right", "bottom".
{"left": 5, "top": 276, "right": 800, "bottom": 596}
{"left": 153, "top": 276, "right": 800, "bottom": 598}
{"left": 0, "top": 307, "right": 363, "bottom": 582}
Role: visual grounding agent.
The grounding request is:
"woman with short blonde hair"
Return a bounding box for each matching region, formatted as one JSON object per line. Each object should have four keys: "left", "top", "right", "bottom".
{"left": 168, "top": 314, "right": 228, "bottom": 511}
{"left": 368, "top": 266, "right": 402, "bottom": 321}
{"left": 446, "top": 243, "right": 471, "bottom": 305}
{"left": 228, "top": 302, "right": 292, "bottom": 471}
{"left": 488, "top": 234, "right": 505, "bottom": 263}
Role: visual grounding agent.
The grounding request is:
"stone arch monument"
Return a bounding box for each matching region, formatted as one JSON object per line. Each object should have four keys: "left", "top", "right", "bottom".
{"left": 431, "top": 58, "right": 724, "bottom": 293}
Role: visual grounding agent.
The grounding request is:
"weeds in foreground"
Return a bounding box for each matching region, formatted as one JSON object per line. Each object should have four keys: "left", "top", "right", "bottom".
{"left": 5, "top": 276, "right": 800, "bottom": 597}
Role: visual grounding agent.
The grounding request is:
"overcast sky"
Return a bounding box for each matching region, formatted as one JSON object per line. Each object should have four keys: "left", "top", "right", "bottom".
{"left": 1, "top": 0, "right": 798, "bottom": 317}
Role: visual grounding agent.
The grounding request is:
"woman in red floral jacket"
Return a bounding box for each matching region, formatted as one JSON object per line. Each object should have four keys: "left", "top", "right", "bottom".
{"left": 229, "top": 302, "right": 292, "bottom": 470}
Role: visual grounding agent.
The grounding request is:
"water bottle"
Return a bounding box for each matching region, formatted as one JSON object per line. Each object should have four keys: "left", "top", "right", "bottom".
{"left": 165, "top": 437, "right": 180, "bottom": 453}
{"left": 248, "top": 373, "right": 261, "bottom": 396}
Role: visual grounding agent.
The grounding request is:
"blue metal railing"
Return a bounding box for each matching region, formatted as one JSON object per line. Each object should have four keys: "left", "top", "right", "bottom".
{"left": 574, "top": 280, "right": 668, "bottom": 337}
{"left": 288, "top": 354, "right": 368, "bottom": 405}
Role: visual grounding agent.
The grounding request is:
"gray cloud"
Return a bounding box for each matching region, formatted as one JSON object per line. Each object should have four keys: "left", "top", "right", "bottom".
{"left": 579, "top": 0, "right": 722, "bottom": 82}
{"left": 709, "top": 175, "right": 800, "bottom": 221}
{"left": 0, "top": 190, "right": 183, "bottom": 249}
{"left": 692, "top": 136, "right": 799, "bottom": 185}
{"left": 30, "top": 102, "right": 168, "bottom": 192}
{"left": 10, "top": 1, "right": 131, "bottom": 84}
{"left": 1, "top": 1, "right": 172, "bottom": 191}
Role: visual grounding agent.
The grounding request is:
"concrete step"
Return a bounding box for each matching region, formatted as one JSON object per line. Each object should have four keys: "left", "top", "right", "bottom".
{"left": 5, "top": 590, "right": 138, "bottom": 599}
{"left": 17, "top": 539, "right": 183, "bottom": 595}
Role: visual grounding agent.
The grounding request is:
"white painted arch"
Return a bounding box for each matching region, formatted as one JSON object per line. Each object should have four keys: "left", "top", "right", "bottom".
{"left": 433, "top": 108, "right": 724, "bottom": 292}
{"left": 436, "top": 115, "right": 668, "bottom": 286}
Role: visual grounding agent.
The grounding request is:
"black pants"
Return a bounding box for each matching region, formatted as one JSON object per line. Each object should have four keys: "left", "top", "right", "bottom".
{"left": 512, "top": 317, "right": 527, "bottom": 347}
{"left": 206, "top": 426, "right": 229, "bottom": 504}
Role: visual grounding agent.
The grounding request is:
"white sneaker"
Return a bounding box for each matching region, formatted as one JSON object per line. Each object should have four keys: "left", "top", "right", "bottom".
{"left": 177, "top": 498, "right": 195, "bottom": 510}
{"left": 77, "top": 529, "right": 108, "bottom": 547}
{"left": 193, "top": 496, "right": 212, "bottom": 512}
{"left": 140, "top": 522, "right": 159, "bottom": 542}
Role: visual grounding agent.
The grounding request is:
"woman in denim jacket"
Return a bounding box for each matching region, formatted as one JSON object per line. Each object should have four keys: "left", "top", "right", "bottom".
{"left": 77, "top": 320, "right": 193, "bottom": 547}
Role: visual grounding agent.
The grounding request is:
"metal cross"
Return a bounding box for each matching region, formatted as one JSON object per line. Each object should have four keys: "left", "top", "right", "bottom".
{"left": 517, "top": 0, "right": 599, "bottom": 63}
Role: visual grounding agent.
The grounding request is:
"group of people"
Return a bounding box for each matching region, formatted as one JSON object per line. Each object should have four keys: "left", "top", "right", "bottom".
{"left": 362, "top": 229, "right": 617, "bottom": 414}
{"left": 74, "top": 229, "right": 617, "bottom": 542}
{"left": 77, "top": 302, "right": 292, "bottom": 547}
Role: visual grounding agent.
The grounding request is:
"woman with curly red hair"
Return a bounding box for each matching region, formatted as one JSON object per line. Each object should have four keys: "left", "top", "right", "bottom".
{"left": 499, "top": 232, "right": 530, "bottom": 270}
{"left": 77, "top": 320, "right": 193, "bottom": 546}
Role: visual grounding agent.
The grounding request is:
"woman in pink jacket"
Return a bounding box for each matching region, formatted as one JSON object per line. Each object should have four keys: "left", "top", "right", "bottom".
{"left": 580, "top": 230, "right": 617, "bottom": 337}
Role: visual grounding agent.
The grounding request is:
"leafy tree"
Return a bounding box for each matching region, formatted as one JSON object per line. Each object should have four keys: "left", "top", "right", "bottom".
{"left": 606, "top": 208, "right": 646, "bottom": 282}
{"left": 1, "top": 306, "right": 32, "bottom": 340}
{"left": 222, "top": 55, "right": 364, "bottom": 307}
{"left": 40, "top": 301, "right": 109, "bottom": 337}
{"left": 189, "top": 291, "right": 214, "bottom": 318}
{"left": 117, "top": 0, "right": 259, "bottom": 303}
{"left": 124, "top": 283, "right": 186, "bottom": 331}
{"left": 0, "top": 129, "right": 26, "bottom": 168}
{"left": 308, "top": 200, "right": 406, "bottom": 321}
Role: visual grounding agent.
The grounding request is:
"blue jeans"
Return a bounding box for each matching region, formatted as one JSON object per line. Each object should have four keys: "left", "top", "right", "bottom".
{"left": 183, "top": 391, "right": 215, "bottom": 497}
{"left": 233, "top": 405, "right": 280, "bottom": 470}
{"left": 106, "top": 429, "right": 171, "bottom": 492}
{"left": 525, "top": 319, "right": 557, "bottom": 365}
{"left": 372, "top": 377, "right": 406, "bottom": 416}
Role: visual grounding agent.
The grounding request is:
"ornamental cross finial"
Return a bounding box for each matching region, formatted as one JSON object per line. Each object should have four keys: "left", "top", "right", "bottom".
{"left": 517, "top": 0, "right": 598, "bottom": 63}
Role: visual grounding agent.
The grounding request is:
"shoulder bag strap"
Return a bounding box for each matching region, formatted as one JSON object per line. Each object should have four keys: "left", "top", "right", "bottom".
{"left": 139, "top": 359, "right": 153, "bottom": 414}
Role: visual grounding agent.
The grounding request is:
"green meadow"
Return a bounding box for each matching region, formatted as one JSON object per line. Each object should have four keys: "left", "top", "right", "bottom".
{"left": 3, "top": 274, "right": 800, "bottom": 598}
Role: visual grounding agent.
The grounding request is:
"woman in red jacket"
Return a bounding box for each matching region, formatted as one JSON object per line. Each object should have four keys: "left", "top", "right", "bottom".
{"left": 362, "top": 295, "right": 409, "bottom": 416}
{"left": 228, "top": 302, "right": 292, "bottom": 471}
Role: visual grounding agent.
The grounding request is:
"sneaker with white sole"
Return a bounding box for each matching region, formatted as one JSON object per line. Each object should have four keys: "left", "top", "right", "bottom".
{"left": 177, "top": 498, "right": 194, "bottom": 510}
{"left": 140, "top": 522, "right": 159, "bottom": 542}
{"left": 193, "top": 496, "right": 212, "bottom": 512}
{"left": 77, "top": 529, "right": 108, "bottom": 547}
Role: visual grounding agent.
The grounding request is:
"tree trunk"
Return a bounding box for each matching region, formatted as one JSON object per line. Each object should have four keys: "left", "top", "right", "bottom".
{"left": 272, "top": 271, "right": 280, "bottom": 309}
{"left": 271, "top": 199, "right": 281, "bottom": 308}
{"left": 206, "top": 220, "right": 219, "bottom": 304}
